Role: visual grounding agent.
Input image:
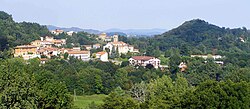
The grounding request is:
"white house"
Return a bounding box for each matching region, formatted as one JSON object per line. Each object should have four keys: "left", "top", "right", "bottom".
{"left": 191, "top": 55, "right": 223, "bottom": 60}
{"left": 96, "top": 52, "right": 109, "bottom": 62}
{"left": 103, "top": 35, "right": 139, "bottom": 54}
{"left": 129, "top": 56, "right": 161, "bottom": 69}
{"left": 68, "top": 50, "right": 90, "bottom": 61}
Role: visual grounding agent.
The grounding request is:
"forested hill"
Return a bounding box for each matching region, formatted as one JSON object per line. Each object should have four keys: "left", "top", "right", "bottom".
{"left": 152, "top": 19, "right": 250, "bottom": 55}
{"left": 0, "top": 11, "right": 50, "bottom": 51}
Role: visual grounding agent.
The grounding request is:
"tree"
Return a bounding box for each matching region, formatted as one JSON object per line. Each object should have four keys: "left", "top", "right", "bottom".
{"left": 0, "top": 59, "right": 38, "bottom": 108}
{"left": 101, "top": 87, "right": 139, "bottom": 109}
{"left": 182, "top": 80, "right": 250, "bottom": 109}
{"left": 64, "top": 52, "right": 69, "bottom": 59}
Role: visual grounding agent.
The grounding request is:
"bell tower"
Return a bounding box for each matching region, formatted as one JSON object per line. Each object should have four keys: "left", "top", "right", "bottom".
{"left": 113, "top": 34, "right": 119, "bottom": 42}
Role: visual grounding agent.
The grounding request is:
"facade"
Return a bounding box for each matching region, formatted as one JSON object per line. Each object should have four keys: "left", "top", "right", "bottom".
{"left": 93, "top": 44, "right": 101, "bottom": 49}
{"left": 83, "top": 45, "right": 92, "bottom": 50}
{"left": 68, "top": 50, "right": 90, "bottom": 61}
{"left": 14, "top": 45, "right": 40, "bottom": 60}
{"left": 31, "top": 36, "right": 66, "bottom": 47}
{"left": 103, "top": 35, "right": 139, "bottom": 54}
{"left": 66, "top": 31, "right": 76, "bottom": 36}
{"left": 178, "top": 62, "right": 187, "bottom": 72}
{"left": 38, "top": 47, "right": 60, "bottom": 58}
{"left": 129, "top": 56, "right": 161, "bottom": 69}
{"left": 51, "top": 29, "right": 64, "bottom": 35}
{"left": 191, "top": 55, "right": 223, "bottom": 60}
{"left": 96, "top": 52, "right": 108, "bottom": 62}
{"left": 99, "top": 33, "right": 107, "bottom": 41}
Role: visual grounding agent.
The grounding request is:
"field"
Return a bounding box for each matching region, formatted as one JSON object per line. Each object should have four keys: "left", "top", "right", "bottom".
{"left": 73, "top": 94, "right": 107, "bottom": 109}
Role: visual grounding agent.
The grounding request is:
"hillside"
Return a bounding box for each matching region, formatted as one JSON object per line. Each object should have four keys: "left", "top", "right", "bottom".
{"left": 153, "top": 19, "right": 250, "bottom": 54}
{"left": 0, "top": 11, "right": 50, "bottom": 51}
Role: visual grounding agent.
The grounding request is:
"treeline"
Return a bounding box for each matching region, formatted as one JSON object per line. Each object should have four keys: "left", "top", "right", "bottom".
{"left": 0, "top": 11, "right": 50, "bottom": 51}
{"left": 1, "top": 55, "right": 249, "bottom": 108}
{"left": 98, "top": 75, "right": 250, "bottom": 109}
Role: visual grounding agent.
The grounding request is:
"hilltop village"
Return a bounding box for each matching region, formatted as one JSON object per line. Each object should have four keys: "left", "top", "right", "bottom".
{"left": 13, "top": 29, "right": 165, "bottom": 68}
{"left": 13, "top": 29, "right": 225, "bottom": 70}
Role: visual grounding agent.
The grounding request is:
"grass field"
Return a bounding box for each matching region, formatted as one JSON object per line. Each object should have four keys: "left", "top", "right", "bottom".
{"left": 73, "top": 94, "right": 107, "bottom": 109}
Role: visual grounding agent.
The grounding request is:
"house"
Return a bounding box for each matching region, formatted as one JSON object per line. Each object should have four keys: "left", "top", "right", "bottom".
{"left": 83, "top": 45, "right": 92, "bottom": 50}
{"left": 66, "top": 31, "right": 76, "bottom": 36}
{"left": 178, "top": 62, "right": 187, "bottom": 72}
{"left": 129, "top": 56, "right": 161, "bottom": 69}
{"left": 72, "top": 47, "right": 81, "bottom": 51}
{"left": 96, "top": 52, "right": 108, "bottom": 62}
{"left": 68, "top": 50, "right": 90, "bottom": 61}
{"left": 14, "top": 45, "right": 40, "bottom": 60}
{"left": 99, "top": 33, "right": 107, "bottom": 41}
{"left": 93, "top": 44, "right": 101, "bottom": 49}
{"left": 53, "top": 39, "right": 66, "bottom": 47}
{"left": 38, "top": 47, "right": 60, "bottom": 58}
{"left": 30, "top": 40, "right": 42, "bottom": 47}
{"left": 51, "top": 29, "right": 64, "bottom": 35}
{"left": 40, "top": 58, "right": 48, "bottom": 64}
{"left": 191, "top": 55, "right": 223, "bottom": 60}
{"left": 103, "top": 35, "right": 139, "bottom": 55}
{"left": 31, "top": 36, "right": 66, "bottom": 47}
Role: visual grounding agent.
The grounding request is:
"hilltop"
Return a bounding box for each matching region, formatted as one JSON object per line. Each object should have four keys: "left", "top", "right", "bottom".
{"left": 153, "top": 19, "right": 250, "bottom": 54}
{"left": 0, "top": 11, "right": 51, "bottom": 51}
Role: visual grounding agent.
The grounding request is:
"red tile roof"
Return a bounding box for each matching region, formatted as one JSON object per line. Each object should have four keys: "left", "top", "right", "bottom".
{"left": 131, "top": 56, "right": 154, "bottom": 61}
{"left": 96, "top": 52, "right": 106, "bottom": 55}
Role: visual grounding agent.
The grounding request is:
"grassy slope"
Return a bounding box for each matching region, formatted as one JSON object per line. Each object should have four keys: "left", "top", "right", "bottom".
{"left": 73, "top": 94, "right": 107, "bottom": 109}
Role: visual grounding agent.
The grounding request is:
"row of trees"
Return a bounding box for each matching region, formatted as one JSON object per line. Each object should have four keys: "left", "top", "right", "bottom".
{"left": 99, "top": 75, "right": 250, "bottom": 109}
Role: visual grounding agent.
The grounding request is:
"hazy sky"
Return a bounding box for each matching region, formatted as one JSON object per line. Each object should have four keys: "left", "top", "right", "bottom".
{"left": 0, "top": 0, "right": 249, "bottom": 30}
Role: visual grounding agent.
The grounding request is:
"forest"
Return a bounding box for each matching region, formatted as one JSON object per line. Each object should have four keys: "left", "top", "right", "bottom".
{"left": 0, "top": 11, "right": 249, "bottom": 108}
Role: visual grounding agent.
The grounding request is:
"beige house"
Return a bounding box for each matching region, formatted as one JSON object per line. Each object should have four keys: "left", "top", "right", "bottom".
{"left": 31, "top": 36, "right": 66, "bottom": 47}
{"left": 14, "top": 45, "right": 40, "bottom": 60}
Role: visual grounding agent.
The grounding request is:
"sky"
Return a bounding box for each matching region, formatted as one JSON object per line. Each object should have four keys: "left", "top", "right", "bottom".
{"left": 0, "top": 0, "right": 250, "bottom": 30}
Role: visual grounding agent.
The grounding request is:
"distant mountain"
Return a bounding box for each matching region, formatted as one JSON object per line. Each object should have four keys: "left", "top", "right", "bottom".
{"left": 47, "top": 25, "right": 166, "bottom": 36}
{"left": 151, "top": 19, "right": 250, "bottom": 54}
{"left": 106, "top": 32, "right": 127, "bottom": 36}
{"left": 104, "top": 28, "right": 166, "bottom": 36}
{"left": 46, "top": 25, "right": 101, "bottom": 34}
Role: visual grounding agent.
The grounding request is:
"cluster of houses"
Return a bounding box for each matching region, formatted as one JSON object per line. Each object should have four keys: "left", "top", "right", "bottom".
{"left": 13, "top": 29, "right": 225, "bottom": 70}
{"left": 51, "top": 29, "right": 76, "bottom": 36}
{"left": 13, "top": 32, "right": 141, "bottom": 63}
{"left": 13, "top": 36, "right": 108, "bottom": 62}
{"left": 102, "top": 34, "right": 139, "bottom": 54}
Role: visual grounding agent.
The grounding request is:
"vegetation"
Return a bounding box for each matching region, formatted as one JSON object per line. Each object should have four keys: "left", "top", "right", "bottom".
{"left": 74, "top": 94, "right": 106, "bottom": 109}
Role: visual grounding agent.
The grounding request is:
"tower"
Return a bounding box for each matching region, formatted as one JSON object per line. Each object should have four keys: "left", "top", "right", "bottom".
{"left": 113, "top": 34, "right": 119, "bottom": 42}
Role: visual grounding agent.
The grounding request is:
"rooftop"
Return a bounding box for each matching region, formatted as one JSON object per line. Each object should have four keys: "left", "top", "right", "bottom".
{"left": 68, "top": 50, "right": 89, "bottom": 54}
{"left": 131, "top": 56, "right": 155, "bottom": 61}
{"left": 15, "top": 45, "right": 37, "bottom": 49}
{"left": 96, "top": 52, "right": 107, "bottom": 55}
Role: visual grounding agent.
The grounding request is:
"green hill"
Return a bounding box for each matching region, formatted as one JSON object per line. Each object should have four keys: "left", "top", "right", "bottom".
{"left": 0, "top": 11, "right": 50, "bottom": 51}
{"left": 152, "top": 19, "right": 250, "bottom": 55}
